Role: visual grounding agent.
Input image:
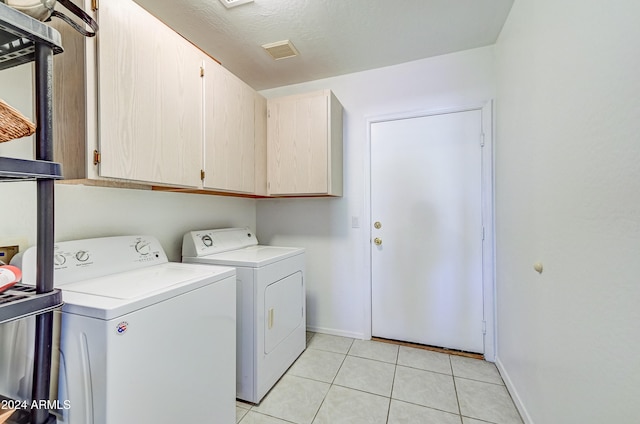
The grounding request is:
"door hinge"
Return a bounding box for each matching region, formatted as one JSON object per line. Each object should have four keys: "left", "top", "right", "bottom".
{"left": 267, "top": 109, "right": 270, "bottom": 119}
{"left": 482, "top": 320, "right": 487, "bottom": 334}
{"left": 200, "top": 169, "right": 205, "bottom": 180}
{"left": 200, "top": 66, "right": 204, "bottom": 78}
{"left": 93, "top": 150, "right": 101, "bottom": 165}
{"left": 480, "top": 133, "right": 485, "bottom": 147}
{"left": 91, "top": 0, "right": 98, "bottom": 11}
{"left": 482, "top": 226, "right": 485, "bottom": 241}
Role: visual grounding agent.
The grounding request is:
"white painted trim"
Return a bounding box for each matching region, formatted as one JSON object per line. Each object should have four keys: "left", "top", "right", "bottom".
{"left": 363, "top": 115, "right": 374, "bottom": 340}
{"left": 363, "top": 101, "right": 496, "bottom": 357}
{"left": 481, "top": 100, "right": 496, "bottom": 361}
{"left": 306, "top": 325, "right": 364, "bottom": 340}
{"left": 365, "top": 103, "right": 492, "bottom": 126}
{"left": 496, "top": 357, "right": 534, "bottom": 424}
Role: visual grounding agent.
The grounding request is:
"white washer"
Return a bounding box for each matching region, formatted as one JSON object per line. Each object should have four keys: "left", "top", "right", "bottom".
{"left": 16, "top": 235, "right": 237, "bottom": 424}
{"left": 182, "top": 227, "right": 306, "bottom": 403}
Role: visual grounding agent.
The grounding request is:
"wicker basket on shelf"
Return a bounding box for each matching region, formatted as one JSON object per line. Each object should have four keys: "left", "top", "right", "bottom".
{"left": 0, "top": 98, "right": 36, "bottom": 143}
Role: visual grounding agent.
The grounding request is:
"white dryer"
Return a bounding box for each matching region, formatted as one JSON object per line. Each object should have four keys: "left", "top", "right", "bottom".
{"left": 182, "top": 227, "right": 305, "bottom": 403}
{"left": 14, "top": 235, "right": 237, "bottom": 424}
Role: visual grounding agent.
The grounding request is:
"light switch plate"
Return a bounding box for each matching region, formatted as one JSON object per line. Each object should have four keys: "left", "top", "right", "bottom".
{"left": 351, "top": 216, "right": 360, "bottom": 228}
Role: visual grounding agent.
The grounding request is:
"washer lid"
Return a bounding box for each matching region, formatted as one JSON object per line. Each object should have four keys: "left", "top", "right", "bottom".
{"left": 185, "top": 245, "right": 304, "bottom": 268}
{"left": 60, "top": 262, "right": 235, "bottom": 320}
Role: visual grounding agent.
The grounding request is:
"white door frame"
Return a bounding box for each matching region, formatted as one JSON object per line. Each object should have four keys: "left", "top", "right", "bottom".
{"left": 363, "top": 101, "right": 496, "bottom": 361}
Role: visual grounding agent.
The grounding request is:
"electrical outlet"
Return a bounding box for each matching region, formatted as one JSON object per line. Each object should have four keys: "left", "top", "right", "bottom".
{"left": 0, "top": 245, "right": 19, "bottom": 265}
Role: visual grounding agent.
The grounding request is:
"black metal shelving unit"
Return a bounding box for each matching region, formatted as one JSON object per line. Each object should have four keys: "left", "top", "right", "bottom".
{"left": 0, "top": 3, "right": 63, "bottom": 424}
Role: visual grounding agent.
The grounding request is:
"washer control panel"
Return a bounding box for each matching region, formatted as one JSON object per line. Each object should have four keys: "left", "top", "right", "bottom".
{"left": 18, "top": 235, "right": 168, "bottom": 286}
{"left": 182, "top": 227, "right": 258, "bottom": 258}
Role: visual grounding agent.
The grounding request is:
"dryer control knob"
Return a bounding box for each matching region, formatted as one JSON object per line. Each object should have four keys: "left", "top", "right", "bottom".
{"left": 201, "top": 235, "right": 213, "bottom": 247}
{"left": 54, "top": 254, "right": 66, "bottom": 266}
{"left": 75, "top": 250, "right": 90, "bottom": 262}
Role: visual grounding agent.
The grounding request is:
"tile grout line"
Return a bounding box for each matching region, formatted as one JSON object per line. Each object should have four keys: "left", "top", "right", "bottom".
{"left": 385, "top": 342, "right": 400, "bottom": 423}
{"left": 448, "top": 353, "right": 466, "bottom": 423}
{"left": 243, "top": 409, "right": 299, "bottom": 424}
{"left": 386, "top": 358, "right": 399, "bottom": 424}
{"left": 453, "top": 375, "right": 506, "bottom": 387}
{"left": 459, "top": 415, "right": 500, "bottom": 424}
{"left": 331, "top": 339, "right": 353, "bottom": 385}
{"left": 452, "top": 378, "right": 464, "bottom": 424}
{"left": 307, "top": 337, "right": 354, "bottom": 424}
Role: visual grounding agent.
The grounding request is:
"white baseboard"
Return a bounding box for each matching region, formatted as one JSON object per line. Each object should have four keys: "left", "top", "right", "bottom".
{"left": 306, "top": 325, "right": 364, "bottom": 340}
{"left": 495, "top": 356, "right": 534, "bottom": 424}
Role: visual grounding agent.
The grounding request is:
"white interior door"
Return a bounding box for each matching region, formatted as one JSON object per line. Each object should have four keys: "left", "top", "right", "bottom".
{"left": 371, "top": 110, "right": 484, "bottom": 353}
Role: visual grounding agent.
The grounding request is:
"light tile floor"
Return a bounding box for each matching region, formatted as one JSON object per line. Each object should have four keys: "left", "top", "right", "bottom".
{"left": 236, "top": 332, "right": 523, "bottom": 424}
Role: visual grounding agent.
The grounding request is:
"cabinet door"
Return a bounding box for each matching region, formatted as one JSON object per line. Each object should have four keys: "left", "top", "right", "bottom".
{"left": 254, "top": 93, "right": 268, "bottom": 196}
{"left": 50, "top": 0, "right": 87, "bottom": 180}
{"left": 97, "top": 0, "right": 202, "bottom": 187}
{"left": 267, "top": 93, "right": 328, "bottom": 195}
{"left": 203, "top": 57, "right": 255, "bottom": 193}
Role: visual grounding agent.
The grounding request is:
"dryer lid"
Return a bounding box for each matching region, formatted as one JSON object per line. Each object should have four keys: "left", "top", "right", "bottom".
{"left": 185, "top": 245, "right": 304, "bottom": 267}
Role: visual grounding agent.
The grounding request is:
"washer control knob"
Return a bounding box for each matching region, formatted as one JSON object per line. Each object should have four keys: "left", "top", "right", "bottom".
{"left": 201, "top": 235, "right": 213, "bottom": 247}
{"left": 75, "top": 250, "right": 90, "bottom": 262}
{"left": 135, "top": 240, "right": 151, "bottom": 255}
{"left": 54, "top": 254, "right": 66, "bottom": 266}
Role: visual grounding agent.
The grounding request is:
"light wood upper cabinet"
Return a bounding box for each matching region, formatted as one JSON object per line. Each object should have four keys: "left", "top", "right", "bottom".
{"left": 267, "top": 90, "right": 343, "bottom": 196}
{"left": 53, "top": 0, "right": 263, "bottom": 194}
{"left": 203, "top": 57, "right": 255, "bottom": 193}
{"left": 97, "top": 0, "right": 203, "bottom": 187}
{"left": 53, "top": 0, "right": 203, "bottom": 188}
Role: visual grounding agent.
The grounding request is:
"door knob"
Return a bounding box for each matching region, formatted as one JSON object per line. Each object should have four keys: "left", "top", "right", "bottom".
{"left": 374, "top": 221, "right": 382, "bottom": 229}
{"left": 374, "top": 237, "right": 382, "bottom": 246}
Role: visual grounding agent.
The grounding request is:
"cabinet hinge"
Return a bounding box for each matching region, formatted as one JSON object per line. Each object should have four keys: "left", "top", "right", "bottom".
{"left": 480, "top": 133, "right": 485, "bottom": 147}
{"left": 482, "top": 321, "right": 487, "bottom": 334}
{"left": 482, "top": 226, "right": 485, "bottom": 241}
{"left": 93, "top": 150, "right": 101, "bottom": 165}
{"left": 200, "top": 66, "right": 204, "bottom": 78}
{"left": 200, "top": 169, "right": 205, "bottom": 180}
{"left": 91, "top": 0, "right": 98, "bottom": 11}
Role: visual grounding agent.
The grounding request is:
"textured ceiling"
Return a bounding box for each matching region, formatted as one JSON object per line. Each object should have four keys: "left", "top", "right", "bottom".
{"left": 133, "top": 0, "right": 514, "bottom": 91}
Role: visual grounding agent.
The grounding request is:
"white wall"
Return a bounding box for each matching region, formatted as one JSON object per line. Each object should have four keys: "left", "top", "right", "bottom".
{"left": 258, "top": 46, "right": 495, "bottom": 337}
{"left": 494, "top": 1, "right": 640, "bottom": 422}
{"left": 0, "top": 65, "right": 257, "bottom": 262}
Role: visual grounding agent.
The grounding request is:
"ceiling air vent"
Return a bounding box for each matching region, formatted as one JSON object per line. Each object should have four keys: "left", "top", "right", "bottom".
{"left": 262, "top": 40, "right": 299, "bottom": 60}
{"left": 219, "top": 0, "right": 253, "bottom": 8}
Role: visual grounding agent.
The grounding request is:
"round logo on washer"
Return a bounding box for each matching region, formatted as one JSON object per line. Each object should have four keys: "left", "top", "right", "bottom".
{"left": 116, "top": 321, "right": 129, "bottom": 335}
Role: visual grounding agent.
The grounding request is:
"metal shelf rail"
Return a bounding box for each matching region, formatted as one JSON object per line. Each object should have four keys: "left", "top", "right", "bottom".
{"left": 0, "top": 3, "right": 64, "bottom": 424}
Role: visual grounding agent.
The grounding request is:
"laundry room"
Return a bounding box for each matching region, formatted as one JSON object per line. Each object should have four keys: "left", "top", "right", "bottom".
{"left": 1, "top": 0, "right": 639, "bottom": 423}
